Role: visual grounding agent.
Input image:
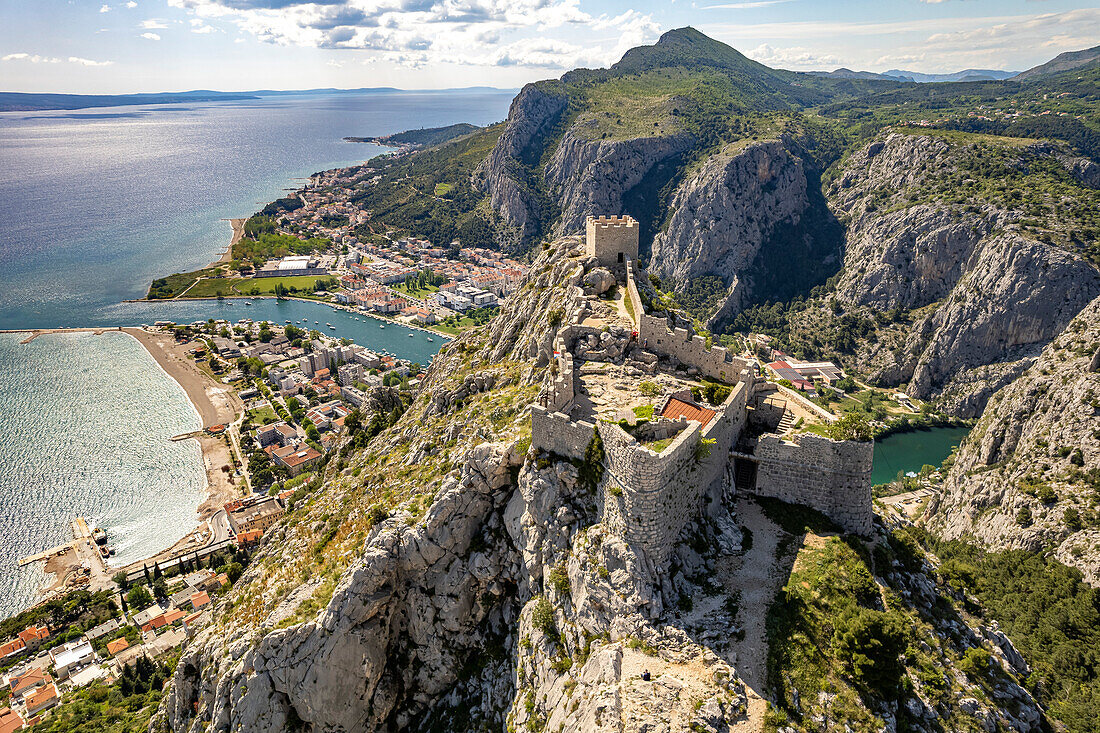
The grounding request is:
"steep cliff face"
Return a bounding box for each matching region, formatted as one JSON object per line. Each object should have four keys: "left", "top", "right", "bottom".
{"left": 544, "top": 128, "right": 694, "bottom": 237}
{"left": 816, "top": 132, "right": 1100, "bottom": 415}
{"left": 925, "top": 293, "right": 1100, "bottom": 582}
{"left": 647, "top": 137, "right": 842, "bottom": 327}
{"left": 473, "top": 83, "right": 569, "bottom": 245}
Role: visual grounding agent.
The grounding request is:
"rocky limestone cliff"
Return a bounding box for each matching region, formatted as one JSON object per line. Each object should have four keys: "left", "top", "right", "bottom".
{"left": 544, "top": 128, "right": 694, "bottom": 237}
{"left": 473, "top": 83, "right": 568, "bottom": 245}
{"left": 814, "top": 132, "right": 1100, "bottom": 415}
{"left": 924, "top": 293, "right": 1100, "bottom": 582}
{"left": 647, "top": 137, "right": 836, "bottom": 327}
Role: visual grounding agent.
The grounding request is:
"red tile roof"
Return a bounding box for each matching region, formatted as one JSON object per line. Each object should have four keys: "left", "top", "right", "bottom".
{"left": 0, "top": 707, "right": 25, "bottom": 733}
{"left": 9, "top": 668, "right": 49, "bottom": 696}
{"left": 106, "top": 637, "right": 130, "bottom": 656}
{"left": 661, "top": 398, "right": 718, "bottom": 429}
{"left": 190, "top": 591, "right": 211, "bottom": 609}
{"left": 24, "top": 684, "right": 57, "bottom": 714}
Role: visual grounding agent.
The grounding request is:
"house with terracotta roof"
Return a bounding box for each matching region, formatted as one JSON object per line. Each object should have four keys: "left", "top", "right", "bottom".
{"left": 190, "top": 591, "right": 211, "bottom": 610}
{"left": 105, "top": 637, "right": 130, "bottom": 657}
{"left": 236, "top": 530, "right": 263, "bottom": 547}
{"left": 0, "top": 707, "right": 24, "bottom": 733}
{"left": 8, "top": 668, "right": 50, "bottom": 699}
{"left": 15, "top": 626, "right": 48, "bottom": 652}
{"left": 24, "top": 683, "right": 58, "bottom": 716}
{"left": 0, "top": 639, "right": 24, "bottom": 660}
{"left": 271, "top": 444, "right": 322, "bottom": 477}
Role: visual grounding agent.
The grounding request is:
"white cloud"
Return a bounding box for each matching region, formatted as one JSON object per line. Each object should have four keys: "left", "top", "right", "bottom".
{"left": 2, "top": 53, "right": 62, "bottom": 63}
{"left": 126, "top": 1, "right": 137, "bottom": 6}
{"left": 703, "top": 0, "right": 791, "bottom": 9}
{"left": 99, "top": 4, "right": 110, "bottom": 12}
{"left": 702, "top": 8, "right": 1100, "bottom": 73}
{"left": 746, "top": 42, "right": 840, "bottom": 68}
{"left": 68, "top": 56, "right": 114, "bottom": 66}
{"left": 140, "top": 32, "right": 161, "bottom": 40}
{"left": 166, "top": 0, "right": 659, "bottom": 69}
{"left": 140, "top": 19, "right": 168, "bottom": 29}
{"left": 326, "top": 59, "right": 344, "bottom": 67}
{"left": 2, "top": 53, "right": 113, "bottom": 66}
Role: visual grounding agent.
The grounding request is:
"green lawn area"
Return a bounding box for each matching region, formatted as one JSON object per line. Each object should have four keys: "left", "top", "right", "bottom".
{"left": 433, "top": 182, "right": 453, "bottom": 196}
{"left": 246, "top": 405, "right": 278, "bottom": 426}
{"left": 182, "top": 275, "right": 333, "bottom": 298}
{"left": 393, "top": 282, "right": 440, "bottom": 299}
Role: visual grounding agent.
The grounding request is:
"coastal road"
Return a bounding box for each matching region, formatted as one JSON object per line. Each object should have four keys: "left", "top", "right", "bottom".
{"left": 209, "top": 509, "right": 232, "bottom": 544}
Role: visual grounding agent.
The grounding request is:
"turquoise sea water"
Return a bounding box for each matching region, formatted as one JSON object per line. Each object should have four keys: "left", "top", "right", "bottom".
{"left": 0, "top": 331, "right": 206, "bottom": 618}
{"left": 0, "top": 91, "right": 513, "bottom": 617}
{"left": 871, "top": 426, "right": 972, "bottom": 485}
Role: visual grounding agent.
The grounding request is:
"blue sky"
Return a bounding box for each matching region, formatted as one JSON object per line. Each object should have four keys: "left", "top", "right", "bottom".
{"left": 1, "top": 0, "right": 1097, "bottom": 93}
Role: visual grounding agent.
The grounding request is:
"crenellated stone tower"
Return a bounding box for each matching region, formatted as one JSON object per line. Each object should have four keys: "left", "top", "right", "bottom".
{"left": 585, "top": 215, "right": 639, "bottom": 268}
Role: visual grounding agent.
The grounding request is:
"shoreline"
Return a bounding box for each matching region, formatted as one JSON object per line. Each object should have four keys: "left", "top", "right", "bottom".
{"left": 6, "top": 327, "right": 246, "bottom": 605}
{"left": 122, "top": 326, "right": 245, "bottom": 521}
{"left": 119, "top": 293, "right": 456, "bottom": 339}
{"left": 206, "top": 217, "right": 247, "bottom": 268}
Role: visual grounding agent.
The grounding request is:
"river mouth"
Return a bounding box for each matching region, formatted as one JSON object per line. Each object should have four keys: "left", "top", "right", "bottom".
{"left": 871, "top": 425, "right": 973, "bottom": 486}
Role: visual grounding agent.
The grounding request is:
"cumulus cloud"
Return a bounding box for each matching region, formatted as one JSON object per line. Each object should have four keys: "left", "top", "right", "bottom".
{"left": 68, "top": 56, "right": 114, "bottom": 66}
{"left": 703, "top": 0, "right": 791, "bottom": 9}
{"left": 2, "top": 53, "right": 113, "bottom": 66}
{"left": 746, "top": 42, "right": 840, "bottom": 68}
{"left": 2, "top": 53, "right": 62, "bottom": 63}
{"left": 99, "top": 4, "right": 110, "bottom": 12}
{"left": 166, "top": 0, "right": 659, "bottom": 69}
{"left": 140, "top": 19, "right": 168, "bottom": 28}
{"left": 141, "top": 32, "right": 161, "bottom": 40}
{"left": 127, "top": 1, "right": 138, "bottom": 6}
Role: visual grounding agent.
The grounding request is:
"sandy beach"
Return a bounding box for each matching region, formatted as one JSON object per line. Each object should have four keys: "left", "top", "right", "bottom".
{"left": 21, "top": 326, "right": 247, "bottom": 600}
{"left": 209, "top": 218, "right": 247, "bottom": 267}
{"left": 123, "top": 327, "right": 244, "bottom": 515}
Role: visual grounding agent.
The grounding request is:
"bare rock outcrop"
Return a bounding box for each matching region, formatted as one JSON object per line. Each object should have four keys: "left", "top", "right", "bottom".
{"left": 925, "top": 293, "right": 1100, "bottom": 580}
{"left": 544, "top": 129, "right": 693, "bottom": 237}
{"left": 822, "top": 133, "right": 1100, "bottom": 415}
{"left": 473, "top": 82, "right": 569, "bottom": 244}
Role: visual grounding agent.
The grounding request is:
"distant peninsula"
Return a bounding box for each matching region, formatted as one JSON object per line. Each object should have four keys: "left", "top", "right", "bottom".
{"left": 343, "top": 122, "right": 482, "bottom": 149}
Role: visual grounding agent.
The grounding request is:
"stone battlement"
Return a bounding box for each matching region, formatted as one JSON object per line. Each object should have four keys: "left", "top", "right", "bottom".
{"left": 530, "top": 232, "right": 874, "bottom": 571}
{"left": 586, "top": 215, "right": 639, "bottom": 268}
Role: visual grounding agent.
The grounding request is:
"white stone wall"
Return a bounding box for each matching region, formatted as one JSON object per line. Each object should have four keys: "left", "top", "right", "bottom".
{"left": 586, "top": 215, "right": 639, "bottom": 268}
{"left": 530, "top": 406, "right": 596, "bottom": 460}
{"left": 753, "top": 433, "right": 874, "bottom": 535}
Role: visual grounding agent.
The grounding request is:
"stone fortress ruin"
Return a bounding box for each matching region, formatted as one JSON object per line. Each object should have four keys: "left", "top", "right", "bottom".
{"left": 532, "top": 215, "right": 873, "bottom": 569}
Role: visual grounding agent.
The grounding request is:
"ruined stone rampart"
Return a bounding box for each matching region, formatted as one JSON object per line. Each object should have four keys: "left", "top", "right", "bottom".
{"left": 625, "top": 260, "right": 750, "bottom": 384}
{"left": 598, "top": 380, "right": 749, "bottom": 566}
{"left": 751, "top": 433, "right": 874, "bottom": 535}
{"left": 530, "top": 406, "right": 595, "bottom": 460}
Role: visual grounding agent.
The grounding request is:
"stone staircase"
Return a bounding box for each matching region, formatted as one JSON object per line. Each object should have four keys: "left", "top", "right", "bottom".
{"left": 776, "top": 408, "right": 795, "bottom": 433}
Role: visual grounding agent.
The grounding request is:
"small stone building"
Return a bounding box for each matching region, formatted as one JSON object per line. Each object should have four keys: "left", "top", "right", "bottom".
{"left": 586, "top": 215, "right": 639, "bottom": 268}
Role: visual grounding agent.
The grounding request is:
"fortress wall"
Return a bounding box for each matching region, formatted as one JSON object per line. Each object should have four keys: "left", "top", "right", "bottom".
{"left": 599, "top": 419, "right": 702, "bottom": 567}
{"left": 753, "top": 433, "right": 874, "bottom": 535}
{"left": 624, "top": 260, "right": 645, "bottom": 330}
{"left": 598, "top": 381, "right": 749, "bottom": 566}
{"left": 637, "top": 312, "right": 751, "bottom": 384}
{"left": 530, "top": 406, "right": 595, "bottom": 460}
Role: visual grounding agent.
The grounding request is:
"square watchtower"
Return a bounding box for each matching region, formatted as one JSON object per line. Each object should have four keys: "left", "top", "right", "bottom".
{"left": 585, "top": 215, "right": 639, "bottom": 269}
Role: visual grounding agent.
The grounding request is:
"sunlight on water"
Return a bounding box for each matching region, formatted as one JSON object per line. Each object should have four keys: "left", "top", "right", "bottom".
{"left": 0, "top": 331, "right": 206, "bottom": 617}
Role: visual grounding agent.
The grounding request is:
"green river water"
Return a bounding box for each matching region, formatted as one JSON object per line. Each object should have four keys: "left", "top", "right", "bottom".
{"left": 871, "top": 426, "right": 973, "bottom": 485}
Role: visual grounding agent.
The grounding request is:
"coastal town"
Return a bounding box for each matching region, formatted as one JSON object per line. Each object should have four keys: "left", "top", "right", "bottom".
{"left": 147, "top": 160, "right": 529, "bottom": 338}
{"left": 0, "top": 312, "right": 455, "bottom": 728}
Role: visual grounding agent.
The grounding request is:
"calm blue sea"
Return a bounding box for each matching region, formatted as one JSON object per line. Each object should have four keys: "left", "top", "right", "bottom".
{"left": 0, "top": 91, "right": 513, "bottom": 617}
